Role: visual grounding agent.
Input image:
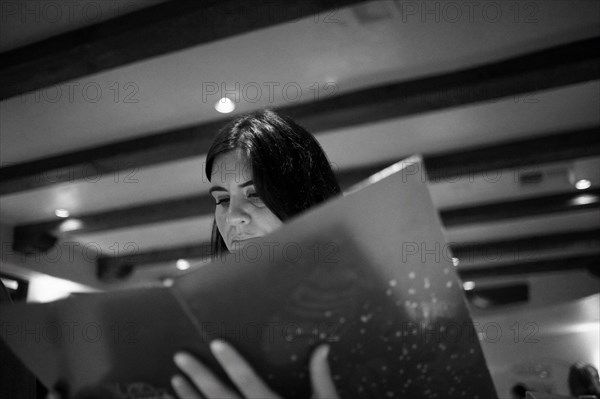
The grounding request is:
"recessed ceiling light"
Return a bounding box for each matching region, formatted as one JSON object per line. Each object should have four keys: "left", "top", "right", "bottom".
{"left": 58, "top": 219, "right": 83, "bottom": 232}
{"left": 463, "top": 281, "right": 476, "bottom": 291}
{"left": 215, "top": 98, "right": 235, "bottom": 113}
{"left": 176, "top": 259, "right": 191, "bottom": 270}
{"left": 55, "top": 209, "right": 70, "bottom": 218}
{"left": 452, "top": 257, "right": 460, "bottom": 267}
{"left": 570, "top": 194, "right": 599, "bottom": 206}
{"left": 575, "top": 179, "right": 592, "bottom": 190}
{"left": 0, "top": 277, "right": 19, "bottom": 290}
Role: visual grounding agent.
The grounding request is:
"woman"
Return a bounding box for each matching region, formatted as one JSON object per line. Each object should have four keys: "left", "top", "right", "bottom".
{"left": 45, "top": 111, "right": 341, "bottom": 399}
{"left": 171, "top": 110, "right": 343, "bottom": 398}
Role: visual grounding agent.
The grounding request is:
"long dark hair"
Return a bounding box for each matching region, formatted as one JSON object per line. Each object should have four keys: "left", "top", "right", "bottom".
{"left": 569, "top": 362, "right": 600, "bottom": 397}
{"left": 205, "top": 110, "right": 341, "bottom": 257}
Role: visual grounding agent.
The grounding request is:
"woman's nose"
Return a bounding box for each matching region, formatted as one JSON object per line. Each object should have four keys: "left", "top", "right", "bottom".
{"left": 225, "top": 201, "right": 250, "bottom": 225}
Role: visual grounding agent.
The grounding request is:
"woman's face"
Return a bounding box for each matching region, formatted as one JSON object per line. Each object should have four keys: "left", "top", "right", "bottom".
{"left": 209, "top": 150, "right": 283, "bottom": 251}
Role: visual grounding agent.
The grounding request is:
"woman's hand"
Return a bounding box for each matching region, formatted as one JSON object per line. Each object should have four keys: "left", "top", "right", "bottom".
{"left": 171, "top": 340, "right": 339, "bottom": 399}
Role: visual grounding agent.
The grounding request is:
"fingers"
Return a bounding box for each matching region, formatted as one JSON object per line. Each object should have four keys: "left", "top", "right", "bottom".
{"left": 209, "top": 340, "right": 281, "bottom": 399}
{"left": 309, "top": 345, "right": 339, "bottom": 399}
{"left": 173, "top": 351, "right": 239, "bottom": 399}
{"left": 171, "top": 374, "right": 203, "bottom": 399}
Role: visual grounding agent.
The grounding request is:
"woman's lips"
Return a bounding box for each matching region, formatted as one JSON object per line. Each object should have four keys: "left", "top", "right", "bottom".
{"left": 230, "top": 237, "right": 255, "bottom": 247}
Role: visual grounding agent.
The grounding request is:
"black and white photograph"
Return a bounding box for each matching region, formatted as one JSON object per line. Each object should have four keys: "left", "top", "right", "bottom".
{"left": 1, "top": 1, "right": 599, "bottom": 398}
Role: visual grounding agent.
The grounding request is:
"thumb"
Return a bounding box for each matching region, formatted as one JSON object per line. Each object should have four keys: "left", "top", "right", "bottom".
{"left": 309, "top": 345, "right": 339, "bottom": 399}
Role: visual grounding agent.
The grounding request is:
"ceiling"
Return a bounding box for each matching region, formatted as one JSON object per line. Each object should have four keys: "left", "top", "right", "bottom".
{"left": 0, "top": 0, "right": 599, "bottom": 295}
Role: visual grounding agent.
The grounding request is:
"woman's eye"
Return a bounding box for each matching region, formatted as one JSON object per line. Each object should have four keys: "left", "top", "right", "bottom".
{"left": 215, "top": 198, "right": 230, "bottom": 206}
{"left": 247, "top": 192, "right": 265, "bottom": 204}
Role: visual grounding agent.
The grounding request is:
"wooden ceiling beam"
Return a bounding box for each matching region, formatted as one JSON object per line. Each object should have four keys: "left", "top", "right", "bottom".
{"left": 13, "top": 186, "right": 600, "bottom": 255}
{"left": 2, "top": 37, "right": 599, "bottom": 195}
{"left": 441, "top": 188, "right": 600, "bottom": 227}
{"left": 0, "top": 0, "right": 366, "bottom": 100}
{"left": 97, "top": 243, "right": 213, "bottom": 281}
{"left": 425, "top": 127, "right": 600, "bottom": 182}
{"left": 458, "top": 254, "right": 599, "bottom": 279}
{"left": 451, "top": 228, "right": 600, "bottom": 263}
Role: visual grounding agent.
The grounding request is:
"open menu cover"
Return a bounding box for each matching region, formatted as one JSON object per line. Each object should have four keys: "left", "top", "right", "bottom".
{"left": 0, "top": 157, "right": 498, "bottom": 399}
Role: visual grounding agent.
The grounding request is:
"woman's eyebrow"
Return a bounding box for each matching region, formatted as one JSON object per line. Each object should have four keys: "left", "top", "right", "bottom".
{"left": 208, "top": 186, "right": 226, "bottom": 195}
{"left": 209, "top": 180, "right": 254, "bottom": 195}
